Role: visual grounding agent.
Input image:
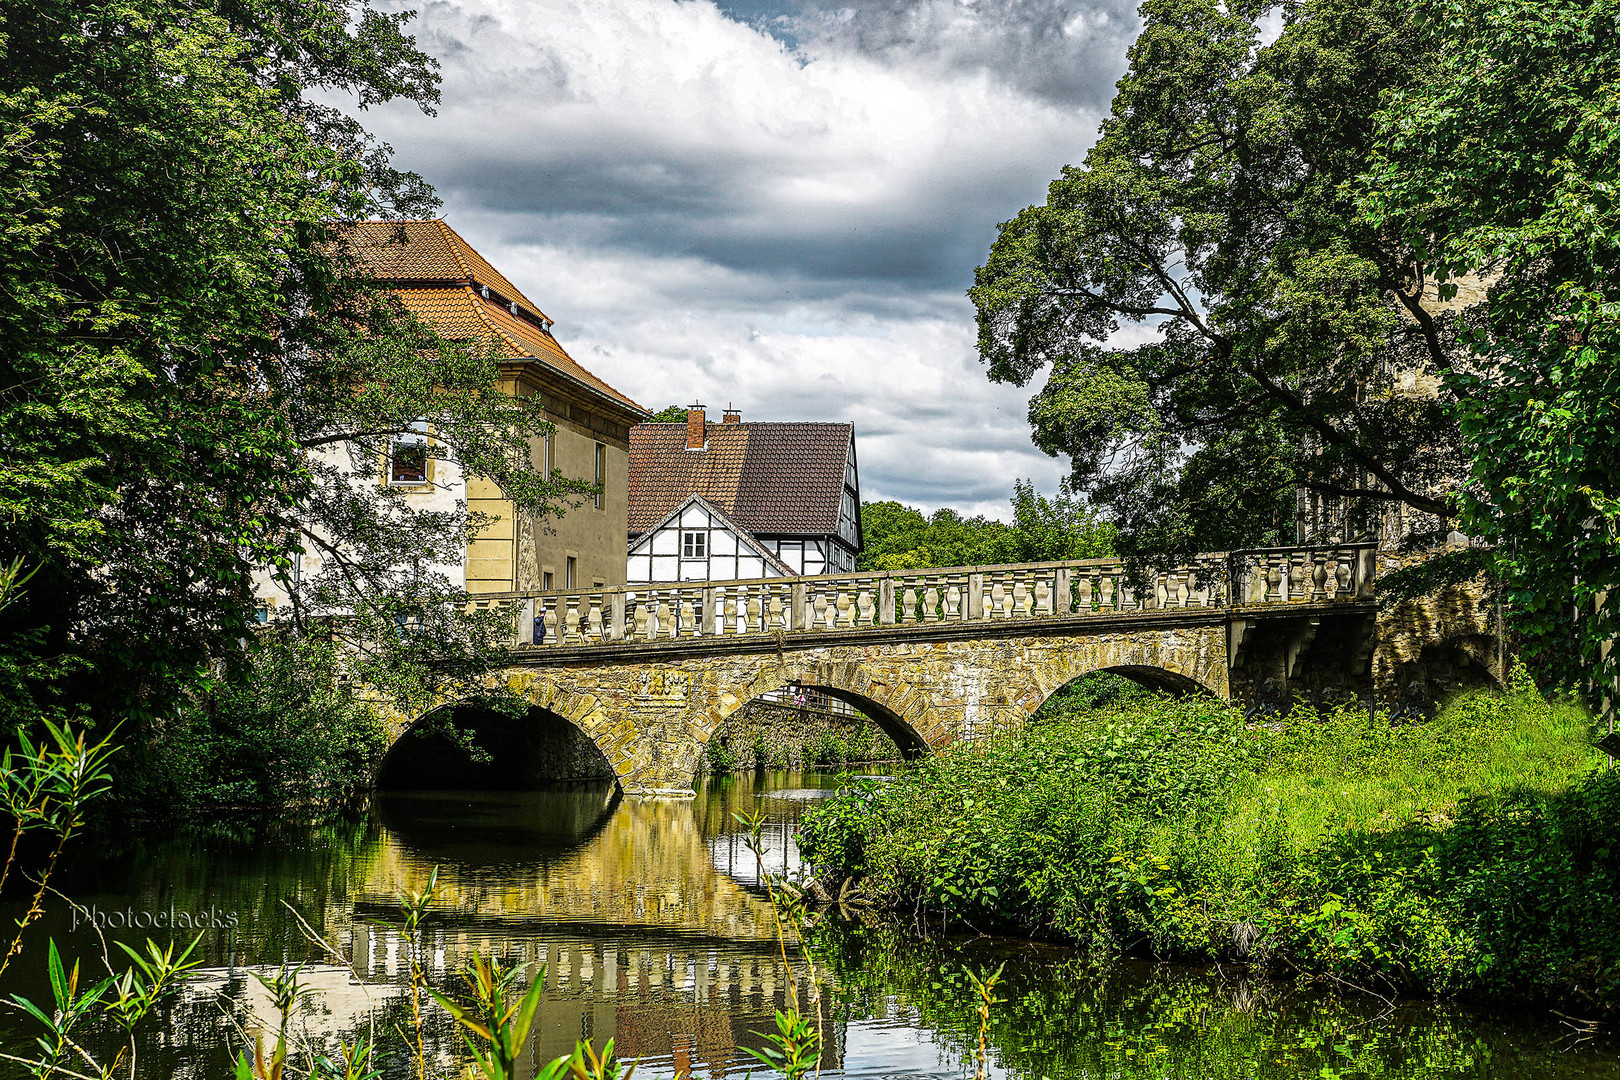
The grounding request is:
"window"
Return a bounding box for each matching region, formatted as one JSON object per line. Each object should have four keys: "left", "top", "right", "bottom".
{"left": 566, "top": 557, "right": 576, "bottom": 589}
{"left": 594, "top": 443, "right": 605, "bottom": 509}
{"left": 544, "top": 433, "right": 553, "bottom": 475}
{"left": 682, "top": 531, "right": 707, "bottom": 559}
{"left": 389, "top": 421, "right": 431, "bottom": 484}
{"left": 542, "top": 571, "right": 554, "bottom": 591}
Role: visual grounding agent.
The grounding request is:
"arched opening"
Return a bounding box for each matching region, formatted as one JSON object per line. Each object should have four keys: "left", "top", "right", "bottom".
{"left": 701, "top": 682, "right": 928, "bottom": 776}
{"left": 1390, "top": 642, "right": 1504, "bottom": 719}
{"left": 1032, "top": 666, "right": 1213, "bottom": 721}
{"left": 376, "top": 702, "right": 617, "bottom": 791}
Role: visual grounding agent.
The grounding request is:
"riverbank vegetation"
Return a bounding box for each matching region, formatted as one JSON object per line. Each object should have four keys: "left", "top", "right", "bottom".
{"left": 798, "top": 677, "right": 1619, "bottom": 1012}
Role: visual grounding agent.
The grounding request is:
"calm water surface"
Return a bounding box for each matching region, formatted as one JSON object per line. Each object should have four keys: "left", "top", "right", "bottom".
{"left": 2, "top": 772, "right": 1617, "bottom": 1079}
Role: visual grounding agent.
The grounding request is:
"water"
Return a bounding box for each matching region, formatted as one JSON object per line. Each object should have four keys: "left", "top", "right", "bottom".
{"left": 1, "top": 772, "right": 1616, "bottom": 1079}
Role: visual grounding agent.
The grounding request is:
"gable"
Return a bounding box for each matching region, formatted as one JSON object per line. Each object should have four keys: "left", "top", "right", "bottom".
{"left": 627, "top": 494, "right": 792, "bottom": 581}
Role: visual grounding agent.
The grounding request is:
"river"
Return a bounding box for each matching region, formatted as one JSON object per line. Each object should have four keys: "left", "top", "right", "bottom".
{"left": 0, "top": 772, "right": 1615, "bottom": 1079}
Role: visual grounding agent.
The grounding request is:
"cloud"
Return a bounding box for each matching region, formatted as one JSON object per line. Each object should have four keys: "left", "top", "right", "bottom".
{"left": 364, "top": 0, "right": 1133, "bottom": 516}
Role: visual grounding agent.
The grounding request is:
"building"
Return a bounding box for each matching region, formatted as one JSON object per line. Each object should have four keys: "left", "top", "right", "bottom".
{"left": 626, "top": 406, "right": 862, "bottom": 583}
{"left": 256, "top": 220, "right": 647, "bottom": 614}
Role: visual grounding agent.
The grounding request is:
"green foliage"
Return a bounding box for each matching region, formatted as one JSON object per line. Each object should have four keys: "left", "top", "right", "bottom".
{"left": 0, "top": 0, "right": 585, "bottom": 816}
{"left": 126, "top": 633, "right": 386, "bottom": 816}
{"left": 858, "top": 480, "right": 1113, "bottom": 572}
{"left": 1361, "top": 0, "right": 1620, "bottom": 712}
{"left": 744, "top": 1009, "right": 821, "bottom": 1080}
{"left": 648, "top": 405, "right": 691, "bottom": 422}
{"left": 428, "top": 953, "right": 547, "bottom": 1080}
{"left": 800, "top": 684, "right": 1620, "bottom": 1010}
{"left": 706, "top": 737, "right": 740, "bottom": 773}
{"left": 971, "top": 0, "right": 1465, "bottom": 568}
{"left": 858, "top": 502, "right": 1021, "bottom": 572}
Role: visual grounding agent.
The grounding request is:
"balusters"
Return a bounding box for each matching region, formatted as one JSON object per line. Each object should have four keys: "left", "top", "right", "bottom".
{"left": 677, "top": 593, "right": 695, "bottom": 637}
{"left": 767, "top": 588, "right": 785, "bottom": 631}
{"left": 1035, "top": 579, "right": 1051, "bottom": 616}
{"left": 944, "top": 578, "right": 962, "bottom": 620}
{"left": 564, "top": 597, "right": 582, "bottom": 643}
{"left": 633, "top": 598, "right": 650, "bottom": 640}
{"left": 586, "top": 597, "right": 604, "bottom": 642}
{"left": 856, "top": 588, "right": 875, "bottom": 626}
{"left": 900, "top": 581, "right": 919, "bottom": 624}
{"left": 812, "top": 592, "right": 830, "bottom": 631}
{"left": 836, "top": 591, "right": 855, "bottom": 629}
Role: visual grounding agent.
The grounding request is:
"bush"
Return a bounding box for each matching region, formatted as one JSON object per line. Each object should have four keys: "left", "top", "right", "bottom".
{"left": 798, "top": 684, "right": 1616, "bottom": 1011}
{"left": 116, "top": 633, "right": 387, "bottom": 816}
{"left": 706, "top": 737, "right": 739, "bottom": 773}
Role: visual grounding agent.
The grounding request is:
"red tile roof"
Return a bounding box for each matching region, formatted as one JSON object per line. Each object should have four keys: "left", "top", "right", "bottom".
{"left": 628, "top": 421, "right": 854, "bottom": 537}
{"left": 342, "top": 221, "right": 645, "bottom": 414}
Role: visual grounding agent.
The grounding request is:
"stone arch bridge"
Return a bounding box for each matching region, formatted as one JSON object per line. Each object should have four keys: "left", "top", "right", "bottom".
{"left": 385, "top": 543, "right": 1500, "bottom": 795}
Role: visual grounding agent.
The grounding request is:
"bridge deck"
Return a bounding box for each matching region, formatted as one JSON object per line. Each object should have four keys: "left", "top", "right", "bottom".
{"left": 475, "top": 544, "right": 1378, "bottom": 655}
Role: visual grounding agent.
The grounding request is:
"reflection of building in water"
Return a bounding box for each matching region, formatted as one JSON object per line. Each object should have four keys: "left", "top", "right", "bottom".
{"left": 342, "top": 920, "right": 829, "bottom": 1075}
{"left": 295, "top": 792, "right": 839, "bottom": 1078}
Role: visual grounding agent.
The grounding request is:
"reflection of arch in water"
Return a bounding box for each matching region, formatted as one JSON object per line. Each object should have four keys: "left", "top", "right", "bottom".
{"left": 376, "top": 702, "right": 617, "bottom": 791}
{"left": 375, "top": 786, "right": 620, "bottom": 867}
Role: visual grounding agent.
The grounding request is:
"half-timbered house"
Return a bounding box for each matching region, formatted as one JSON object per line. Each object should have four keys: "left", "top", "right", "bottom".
{"left": 626, "top": 407, "right": 862, "bottom": 583}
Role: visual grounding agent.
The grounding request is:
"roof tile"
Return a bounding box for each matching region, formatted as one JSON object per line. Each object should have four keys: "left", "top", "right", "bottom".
{"left": 342, "top": 222, "right": 645, "bottom": 414}
{"left": 628, "top": 422, "right": 853, "bottom": 536}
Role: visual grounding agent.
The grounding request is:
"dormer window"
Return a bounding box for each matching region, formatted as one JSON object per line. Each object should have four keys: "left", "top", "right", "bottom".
{"left": 389, "top": 421, "right": 431, "bottom": 484}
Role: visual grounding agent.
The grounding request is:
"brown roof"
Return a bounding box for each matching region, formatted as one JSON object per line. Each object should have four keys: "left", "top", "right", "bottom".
{"left": 343, "top": 221, "right": 645, "bottom": 415}
{"left": 628, "top": 421, "right": 855, "bottom": 537}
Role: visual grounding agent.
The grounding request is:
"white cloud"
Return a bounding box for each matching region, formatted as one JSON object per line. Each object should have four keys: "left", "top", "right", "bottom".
{"left": 364, "top": 0, "right": 1129, "bottom": 517}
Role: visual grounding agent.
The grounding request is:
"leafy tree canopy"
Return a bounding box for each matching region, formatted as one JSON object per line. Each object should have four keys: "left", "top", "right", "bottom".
{"left": 649, "top": 405, "right": 691, "bottom": 423}
{"left": 0, "top": 0, "right": 582, "bottom": 753}
{"left": 1363, "top": 0, "right": 1620, "bottom": 703}
{"left": 972, "top": 0, "right": 1463, "bottom": 567}
{"left": 859, "top": 481, "right": 1114, "bottom": 572}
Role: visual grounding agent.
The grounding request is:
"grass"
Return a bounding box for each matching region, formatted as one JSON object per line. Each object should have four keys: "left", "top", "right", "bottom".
{"left": 1228, "top": 689, "right": 1600, "bottom": 840}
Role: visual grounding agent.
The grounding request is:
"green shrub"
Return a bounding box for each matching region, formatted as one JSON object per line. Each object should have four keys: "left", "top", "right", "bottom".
{"left": 119, "top": 632, "right": 387, "bottom": 816}
{"left": 706, "top": 737, "right": 739, "bottom": 773}
{"left": 798, "top": 684, "right": 1616, "bottom": 1010}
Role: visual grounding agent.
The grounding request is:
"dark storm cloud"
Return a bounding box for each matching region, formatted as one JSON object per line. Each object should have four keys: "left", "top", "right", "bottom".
{"left": 361, "top": 0, "right": 1135, "bottom": 513}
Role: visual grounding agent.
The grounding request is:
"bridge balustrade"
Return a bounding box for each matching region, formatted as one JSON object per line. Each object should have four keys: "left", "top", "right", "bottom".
{"left": 478, "top": 544, "right": 1377, "bottom": 649}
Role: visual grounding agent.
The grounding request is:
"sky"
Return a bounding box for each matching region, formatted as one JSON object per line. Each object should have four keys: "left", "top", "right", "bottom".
{"left": 362, "top": 0, "right": 1143, "bottom": 519}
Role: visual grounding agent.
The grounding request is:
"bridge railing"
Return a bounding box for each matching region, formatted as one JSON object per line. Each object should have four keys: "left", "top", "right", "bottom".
{"left": 475, "top": 543, "right": 1377, "bottom": 649}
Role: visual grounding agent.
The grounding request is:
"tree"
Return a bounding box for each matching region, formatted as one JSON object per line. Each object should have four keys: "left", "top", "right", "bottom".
{"left": 858, "top": 503, "right": 1021, "bottom": 572}
{"left": 971, "top": 0, "right": 1464, "bottom": 568}
{"left": 1009, "top": 479, "right": 1116, "bottom": 562}
{"left": 1363, "top": 0, "right": 1620, "bottom": 703}
{"left": 858, "top": 482, "right": 1114, "bottom": 572}
{"left": 0, "top": 0, "right": 582, "bottom": 793}
{"left": 649, "top": 405, "right": 691, "bottom": 423}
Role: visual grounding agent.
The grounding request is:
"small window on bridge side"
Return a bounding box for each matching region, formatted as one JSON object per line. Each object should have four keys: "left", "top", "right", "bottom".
{"left": 682, "top": 530, "right": 707, "bottom": 559}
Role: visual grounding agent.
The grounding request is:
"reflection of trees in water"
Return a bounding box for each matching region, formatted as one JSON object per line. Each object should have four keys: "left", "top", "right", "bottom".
{"left": 814, "top": 921, "right": 1611, "bottom": 1080}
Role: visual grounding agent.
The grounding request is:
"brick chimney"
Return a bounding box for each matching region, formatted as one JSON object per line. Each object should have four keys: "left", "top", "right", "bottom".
{"left": 685, "top": 404, "right": 706, "bottom": 450}
{"left": 722, "top": 406, "right": 742, "bottom": 425}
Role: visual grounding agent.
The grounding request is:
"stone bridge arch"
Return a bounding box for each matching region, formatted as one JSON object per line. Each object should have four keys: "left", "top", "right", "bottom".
{"left": 423, "top": 623, "right": 1234, "bottom": 796}
{"left": 376, "top": 693, "right": 622, "bottom": 790}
